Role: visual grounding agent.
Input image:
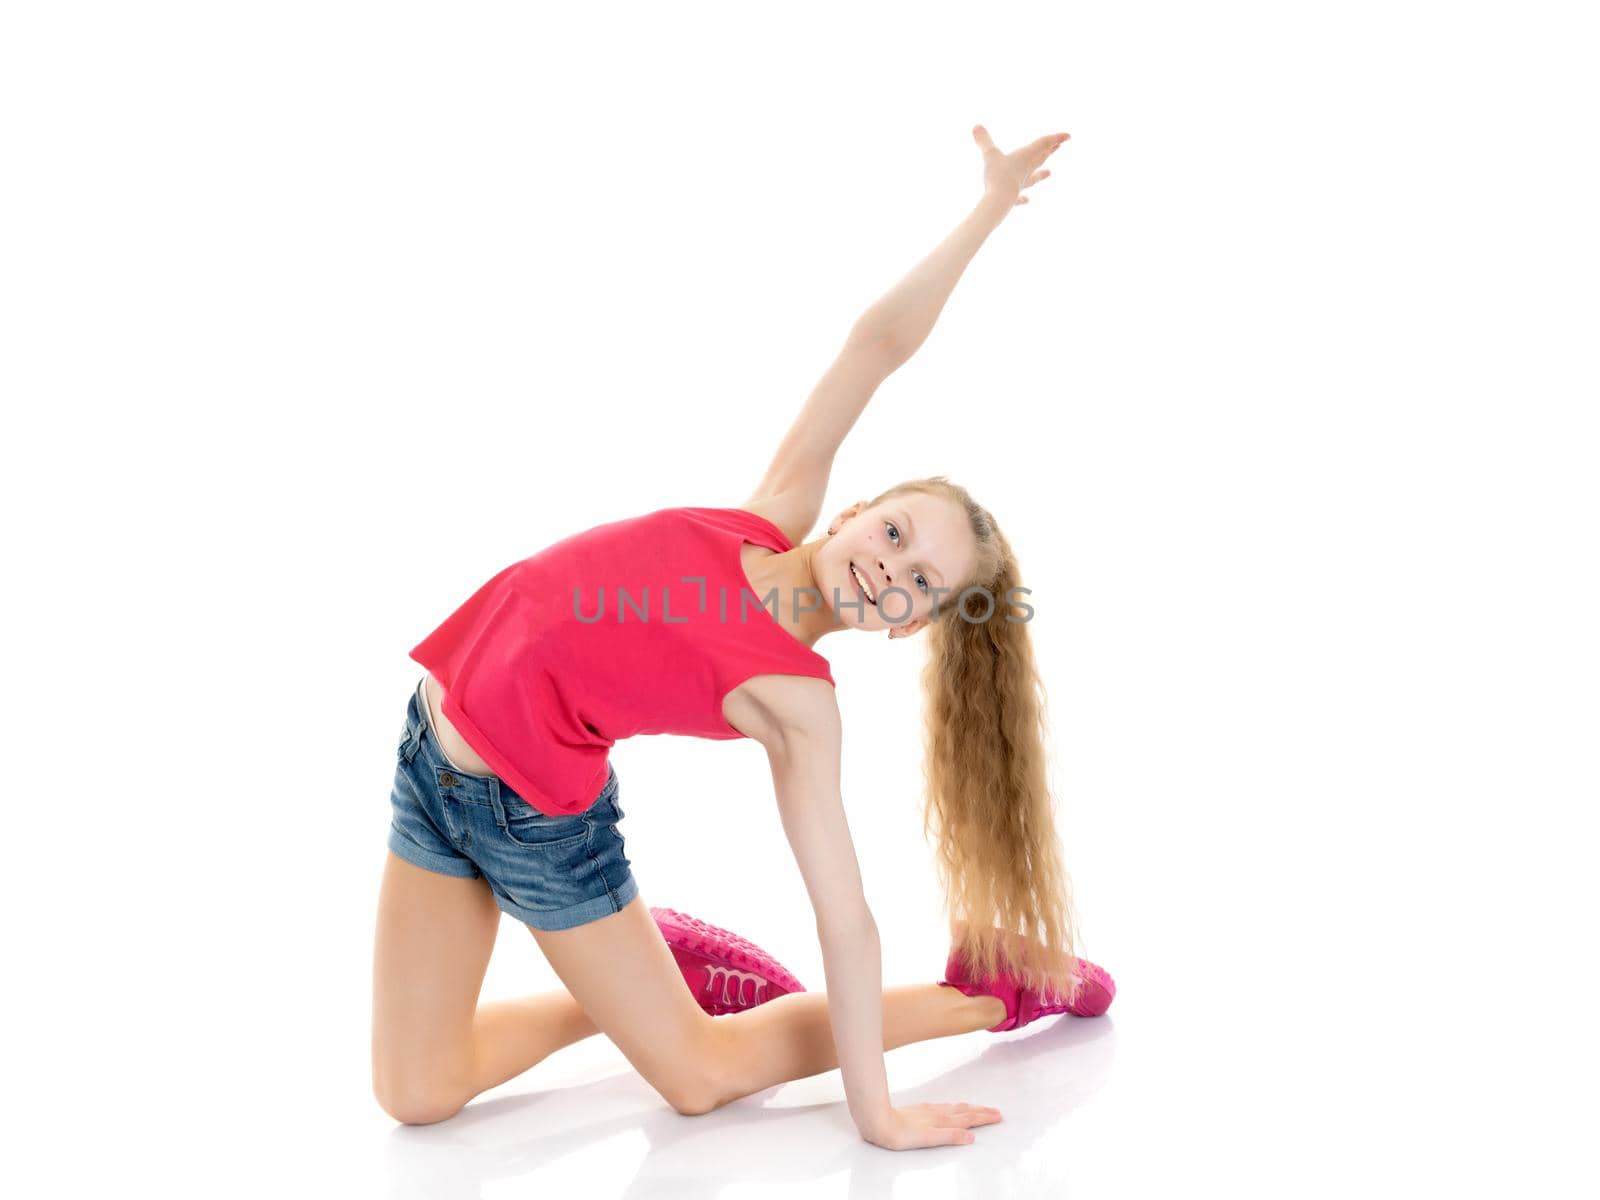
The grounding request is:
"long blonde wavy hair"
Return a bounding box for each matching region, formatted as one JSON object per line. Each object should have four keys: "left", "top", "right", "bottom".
{"left": 867, "top": 474, "right": 1084, "bottom": 1003}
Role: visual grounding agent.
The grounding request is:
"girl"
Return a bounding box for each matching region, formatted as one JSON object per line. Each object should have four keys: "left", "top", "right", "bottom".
{"left": 372, "top": 124, "right": 1114, "bottom": 1153}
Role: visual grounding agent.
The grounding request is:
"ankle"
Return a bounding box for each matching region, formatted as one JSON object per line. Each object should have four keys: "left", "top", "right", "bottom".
{"left": 964, "top": 993, "right": 1007, "bottom": 1031}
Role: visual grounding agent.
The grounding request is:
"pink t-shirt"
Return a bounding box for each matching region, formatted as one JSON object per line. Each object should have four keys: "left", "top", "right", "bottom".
{"left": 409, "top": 506, "right": 835, "bottom": 816}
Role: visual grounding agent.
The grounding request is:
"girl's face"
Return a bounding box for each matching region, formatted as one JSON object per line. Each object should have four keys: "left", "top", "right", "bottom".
{"left": 816, "top": 494, "right": 977, "bottom": 636}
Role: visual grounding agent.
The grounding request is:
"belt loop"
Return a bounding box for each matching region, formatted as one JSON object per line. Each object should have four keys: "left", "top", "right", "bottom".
{"left": 486, "top": 776, "right": 506, "bottom": 826}
{"left": 402, "top": 678, "right": 426, "bottom": 764}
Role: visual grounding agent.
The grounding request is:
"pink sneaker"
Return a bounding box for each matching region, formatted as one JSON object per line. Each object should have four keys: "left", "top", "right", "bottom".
{"left": 938, "top": 937, "right": 1117, "bottom": 1032}
{"left": 650, "top": 906, "right": 807, "bottom": 1016}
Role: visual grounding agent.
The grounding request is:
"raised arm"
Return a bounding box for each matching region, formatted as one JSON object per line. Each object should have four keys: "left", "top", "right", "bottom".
{"left": 746, "top": 125, "right": 1068, "bottom": 526}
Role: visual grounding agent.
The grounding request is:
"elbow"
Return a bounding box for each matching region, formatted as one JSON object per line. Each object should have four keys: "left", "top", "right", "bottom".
{"left": 845, "top": 325, "right": 912, "bottom": 370}
{"left": 816, "top": 903, "right": 878, "bottom": 945}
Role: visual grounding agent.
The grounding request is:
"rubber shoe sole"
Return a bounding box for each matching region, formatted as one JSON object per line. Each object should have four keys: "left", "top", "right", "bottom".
{"left": 649, "top": 906, "right": 807, "bottom": 1016}
{"left": 1066, "top": 959, "right": 1116, "bottom": 1018}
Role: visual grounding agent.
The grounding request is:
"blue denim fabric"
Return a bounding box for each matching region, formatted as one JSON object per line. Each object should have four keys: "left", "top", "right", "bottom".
{"left": 387, "top": 677, "right": 639, "bottom": 931}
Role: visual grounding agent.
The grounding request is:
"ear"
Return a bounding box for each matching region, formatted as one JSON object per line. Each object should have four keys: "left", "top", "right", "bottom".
{"left": 827, "top": 500, "right": 868, "bottom": 536}
{"left": 888, "top": 616, "right": 929, "bottom": 640}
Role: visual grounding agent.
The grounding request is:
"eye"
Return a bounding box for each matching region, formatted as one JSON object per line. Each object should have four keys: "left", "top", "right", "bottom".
{"left": 886, "top": 522, "right": 930, "bottom": 594}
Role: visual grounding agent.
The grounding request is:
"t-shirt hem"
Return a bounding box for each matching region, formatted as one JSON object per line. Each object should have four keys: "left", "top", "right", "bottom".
{"left": 435, "top": 688, "right": 593, "bottom": 818}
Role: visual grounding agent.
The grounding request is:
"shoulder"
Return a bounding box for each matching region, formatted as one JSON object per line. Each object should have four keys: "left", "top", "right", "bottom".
{"left": 734, "top": 491, "right": 822, "bottom": 550}
{"left": 723, "top": 672, "right": 840, "bottom": 751}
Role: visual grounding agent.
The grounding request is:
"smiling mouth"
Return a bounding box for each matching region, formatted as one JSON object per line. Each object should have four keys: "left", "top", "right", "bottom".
{"left": 849, "top": 561, "right": 878, "bottom": 606}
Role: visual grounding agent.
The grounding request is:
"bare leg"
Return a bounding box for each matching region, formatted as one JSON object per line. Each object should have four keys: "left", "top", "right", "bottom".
{"left": 702, "top": 985, "right": 1005, "bottom": 1109}
{"left": 372, "top": 854, "right": 655, "bottom": 1118}
{"left": 466, "top": 993, "right": 606, "bottom": 1094}
{"left": 376, "top": 860, "right": 1001, "bottom": 1122}
{"left": 471, "top": 981, "right": 1003, "bottom": 1108}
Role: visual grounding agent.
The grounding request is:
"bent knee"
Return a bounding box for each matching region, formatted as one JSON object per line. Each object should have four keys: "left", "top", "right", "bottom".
{"left": 665, "top": 1083, "right": 723, "bottom": 1117}
{"left": 374, "top": 1079, "right": 467, "bottom": 1126}
{"left": 661, "top": 1036, "right": 734, "bottom": 1116}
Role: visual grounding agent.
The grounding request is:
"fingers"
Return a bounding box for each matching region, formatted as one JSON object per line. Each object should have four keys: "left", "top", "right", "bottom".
{"left": 899, "top": 1100, "right": 1003, "bottom": 1148}
{"left": 933, "top": 1102, "right": 1003, "bottom": 1125}
{"left": 977, "top": 126, "right": 1070, "bottom": 163}
{"left": 951, "top": 1109, "right": 1003, "bottom": 1126}
{"left": 935, "top": 1110, "right": 1001, "bottom": 1147}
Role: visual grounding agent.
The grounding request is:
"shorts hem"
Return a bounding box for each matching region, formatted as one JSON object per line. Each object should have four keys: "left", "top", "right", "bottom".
{"left": 498, "top": 872, "right": 640, "bottom": 931}
{"left": 387, "top": 824, "right": 482, "bottom": 879}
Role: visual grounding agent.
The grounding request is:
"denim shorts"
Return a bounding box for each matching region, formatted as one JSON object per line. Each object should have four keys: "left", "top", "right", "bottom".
{"left": 387, "top": 677, "right": 639, "bottom": 931}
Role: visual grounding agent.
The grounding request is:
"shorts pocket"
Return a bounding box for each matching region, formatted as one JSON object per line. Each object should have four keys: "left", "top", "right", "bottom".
{"left": 501, "top": 800, "right": 591, "bottom": 850}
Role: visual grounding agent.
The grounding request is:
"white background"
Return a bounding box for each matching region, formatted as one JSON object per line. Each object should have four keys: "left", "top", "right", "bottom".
{"left": 5, "top": 1, "right": 1596, "bottom": 1196}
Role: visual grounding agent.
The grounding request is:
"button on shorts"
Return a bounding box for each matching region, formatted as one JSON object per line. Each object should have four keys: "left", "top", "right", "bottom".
{"left": 387, "top": 676, "right": 639, "bottom": 931}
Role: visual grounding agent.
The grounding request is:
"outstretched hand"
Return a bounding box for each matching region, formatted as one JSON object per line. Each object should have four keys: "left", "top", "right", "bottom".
{"left": 973, "top": 124, "right": 1070, "bottom": 208}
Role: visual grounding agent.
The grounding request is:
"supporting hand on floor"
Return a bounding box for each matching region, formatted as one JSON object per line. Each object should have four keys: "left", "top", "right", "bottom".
{"left": 861, "top": 1099, "right": 1003, "bottom": 1151}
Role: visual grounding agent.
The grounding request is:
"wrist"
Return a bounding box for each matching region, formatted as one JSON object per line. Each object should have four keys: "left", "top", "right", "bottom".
{"left": 977, "top": 189, "right": 1015, "bottom": 222}
{"left": 855, "top": 1102, "right": 895, "bottom": 1141}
